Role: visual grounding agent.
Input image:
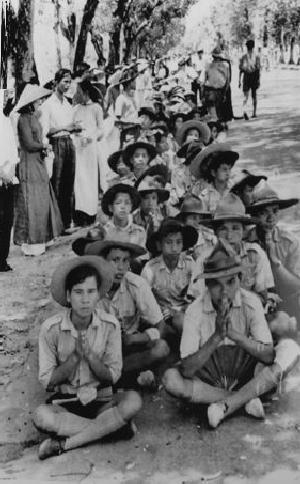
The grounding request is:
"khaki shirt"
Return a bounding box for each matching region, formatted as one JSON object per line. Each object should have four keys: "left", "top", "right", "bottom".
{"left": 104, "top": 219, "right": 146, "bottom": 248}
{"left": 141, "top": 253, "right": 201, "bottom": 311}
{"left": 239, "top": 241, "right": 274, "bottom": 293}
{"left": 100, "top": 271, "right": 163, "bottom": 335}
{"left": 200, "top": 184, "right": 230, "bottom": 214}
{"left": 247, "top": 226, "right": 300, "bottom": 277}
{"left": 38, "top": 308, "right": 122, "bottom": 399}
{"left": 180, "top": 287, "right": 273, "bottom": 359}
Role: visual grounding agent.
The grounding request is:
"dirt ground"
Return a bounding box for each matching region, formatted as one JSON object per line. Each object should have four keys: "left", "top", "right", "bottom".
{"left": 1, "top": 67, "right": 300, "bottom": 484}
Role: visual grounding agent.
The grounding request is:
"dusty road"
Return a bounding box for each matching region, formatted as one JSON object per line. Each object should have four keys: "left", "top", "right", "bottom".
{"left": 1, "top": 67, "right": 300, "bottom": 484}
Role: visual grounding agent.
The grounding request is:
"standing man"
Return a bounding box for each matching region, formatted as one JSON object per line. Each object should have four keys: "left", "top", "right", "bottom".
{"left": 39, "top": 68, "right": 81, "bottom": 232}
{"left": 239, "top": 39, "right": 261, "bottom": 120}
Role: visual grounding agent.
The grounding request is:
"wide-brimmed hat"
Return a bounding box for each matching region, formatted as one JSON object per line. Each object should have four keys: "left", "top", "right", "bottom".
{"left": 246, "top": 184, "right": 299, "bottom": 214}
{"left": 122, "top": 140, "right": 157, "bottom": 167}
{"left": 138, "top": 106, "right": 155, "bottom": 119}
{"left": 107, "top": 150, "right": 124, "bottom": 173}
{"left": 201, "top": 240, "right": 243, "bottom": 279}
{"left": 101, "top": 183, "right": 141, "bottom": 216}
{"left": 211, "top": 47, "right": 228, "bottom": 60}
{"left": 177, "top": 140, "right": 203, "bottom": 164}
{"left": 146, "top": 218, "right": 198, "bottom": 255}
{"left": 191, "top": 143, "right": 239, "bottom": 179}
{"left": 231, "top": 170, "right": 267, "bottom": 196}
{"left": 136, "top": 179, "right": 170, "bottom": 203}
{"left": 135, "top": 164, "right": 169, "bottom": 187}
{"left": 72, "top": 227, "right": 106, "bottom": 256}
{"left": 15, "top": 84, "right": 52, "bottom": 112}
{"left": 176, "top": 195, "right": 212, "bottom": 220}
{"left": 51, "top": 256, "right": 114, "bottom": 306}
{"left": 150, "top": 121, "right": 169, "bottom": 134}
{"left": 85, "top": 239, "right": 146, "bottom": 258}
{"left": 210, "top": 193, "right": 257, "bottom": 227}
{"left": 176, "top": 120, "right": 211, "bottom": 146}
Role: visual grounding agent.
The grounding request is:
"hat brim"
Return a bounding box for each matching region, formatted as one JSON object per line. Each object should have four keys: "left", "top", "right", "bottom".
{"left": 210, "top": 215, "right": 258, "bottom": 226}
{"left": 85, "top": 240, "right": 146, "bottom": 258}
{"left": 138, "top": 188, "right": 170, "bottom": 203}
{"left": 72, "top": 237, "right": 94, "bottom": 256}
{"left": 51, "top": 256, "right": 114, "bottom": 306}
{"left": 231, "top": 175, "right": 267, "bottom": 193}
{"left": 123, "top": 142, "right": 157, "bottom": 166}
{"left": 247, "top": 198, "right": 298, "bottom": 214}
{"left": 107, "top": 150, "right": 123, "bottom": 173}
{"left": 101, "top": 183, "right": 141, "bottom": 216}
{"left": 191, "top": 147, "right": 239, "bottom": 179}
{"left": 200, "top": 265, "right": 243, "bottom": 279}
{"left": 176, "top": 120, "right": 211, "bottom": 146}
{"left": 176, "top": 211, "right": 213, "bottom": 221}
{"left": 15, "top": 87, "right": 52, "bottom": 112}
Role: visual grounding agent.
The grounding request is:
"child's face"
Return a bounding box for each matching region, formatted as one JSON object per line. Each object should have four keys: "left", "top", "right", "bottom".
{"left": 185, "top": 129, "right": 200, "bottom": 143}
{"left": 106, "top": 248, "right": 131, "bottom": 285}
{"left": 184, "top": 213, "right": 205, "bottom": 231}
{"left": 141, "top": 191, "right": 158, "bottom": 214}
{"left": 241, "top": 184, "right": 254, "bottom": 206}
{"left": 256, "top": 204, "right": 279, "bottom": 232}
{"left": 156, "top": 135, "right": 168, "bottom": 154}
{"left": 215, "top": 221, "right": 244, "bottom": 249}
{"left": 161, "top": 232, "right": 183, "bottom": 260}
{"left": 140, "top": 114, "right": 152, "bottom": 129}
{"left": 67, "top": 276, "right": 100, "bottom": 320}
{"left": 116, "top": 159, "right": 131, "bottom": 177}
{"left": 132, "top": 148, "right": 150, "bottom": 177}
{"left": 109, "top": 192, "right": 132, "bottom": 221}
{"left": 212, "top": 163, "right": 231, "bottom": 184}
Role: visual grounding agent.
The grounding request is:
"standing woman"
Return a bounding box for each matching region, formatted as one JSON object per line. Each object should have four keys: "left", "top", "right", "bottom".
{"left": 14, "top": 84, "right": 63, "bottom": 256}
{"left": 73, "top": 80, "right": 104, "bottom": 227}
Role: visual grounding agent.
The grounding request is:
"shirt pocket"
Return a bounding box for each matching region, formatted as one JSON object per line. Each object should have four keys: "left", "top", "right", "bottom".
{"left": 57, "top": 333, "right": 75, "bottom": 363}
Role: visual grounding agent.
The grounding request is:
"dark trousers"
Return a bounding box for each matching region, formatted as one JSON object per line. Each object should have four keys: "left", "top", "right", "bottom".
{"left": 50, "top": 136, "right": 75, "bottom": 229}
{"left": 0, "top": 184, "right": 14, "bottom": 265}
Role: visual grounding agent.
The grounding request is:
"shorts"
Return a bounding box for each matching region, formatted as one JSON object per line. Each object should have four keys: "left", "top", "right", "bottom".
{"left": 243, "top": 72, "right": 259, "bottom": 94}
{"left": 46, "top": 392, "right": 112, "bottom": 419}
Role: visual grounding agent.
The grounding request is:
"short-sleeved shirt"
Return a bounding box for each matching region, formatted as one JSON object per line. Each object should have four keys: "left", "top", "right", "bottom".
{"left": 141, "top": 253, "right": 200, "bottom": 311}
{"left": 39, "top": 93, "right": 73, "bottom": 140}
{"left": 38, "top": 308, "right": 122, "bottom": 399}
{"left": 133, "top": 207, "right": 164, "bottom": 237}
{"left": 180, "top": 287, "right": 273, "bottom": 359}
{"left": 115, "top": 93, "right": 138, "bottom": 123}
{"left": 247, "top": 226, "right": 300, "bottom": 278}
{"left": 239, "top": 241, "right": 274, "bottom": 293}
{"left": 104, "top": 219, "right": 146, "bottom": 248}
{"left": 100, "top": 271, "right": 163, "bottom": 334}
{"left": 200, "top": 184, "right": 230, "bottom": 214}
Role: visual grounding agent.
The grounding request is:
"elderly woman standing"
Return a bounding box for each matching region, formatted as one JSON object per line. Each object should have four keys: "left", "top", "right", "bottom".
{"left": 14, "top": 84, "right": 63, "bottom": 256}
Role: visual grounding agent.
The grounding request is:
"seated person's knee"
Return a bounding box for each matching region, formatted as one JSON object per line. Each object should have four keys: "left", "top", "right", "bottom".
{"left": 33, "top": 404, "right": 57, "bottom": 433}
{"left": 150, "top": 339, "right": 170, "bottom": 360}
{"left": 119, "top": 390, "right": 142, "bottom": 420}
{"left": 162, "top": 367, "right": 185, "bottom": 398}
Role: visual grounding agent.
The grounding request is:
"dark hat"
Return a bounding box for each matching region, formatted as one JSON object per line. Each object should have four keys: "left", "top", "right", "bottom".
{"left": 150, "top": 121, "right": 169, "bottom": 134}
{"left": 85, "top": 239, "right": 146, "bottom": 259}
{"left": 135, "top": 164, "right": 169, "bottom": 187}
{"left": 176, "top": 120, "right": 211, "bottom": 147}
{"left": 201, "top": 240, "right": 243, "bottom": 279}
{"left": 118, "top": 67, "right": 137, "bottom": 86}
{"left": 176, "top": 195, "right": 212, "bottom": 220}
{"left": 51, "top": 256, "right": 114, "bottom": 306}
{"left": 136, "top": 178, "right": 170, "bottom": 203}
{"left": 246, "top": 184, "right": 299, "bottom": 214}
{"left": 177, "top": 140, "right": 203, "bottom": 164}
{"left": 138, "top": 106, "right": 155, "bottom": 119}
{"left": 122, "top": 141, "right": 157, "bottom": 168}
{"left": 107, "top": 150, "right": 124, "bottom": 173}
{"left": 72, "top": 226, "right": 106, "bottom": 255}
{"left": 146, "top": 218, "right": 198, "bottom": 255}
{"left": 101, "top": 183, "right": 141, "bottom": 216}
{"left": 191, "top": 143, "right": 239, "bottom": 180}
{"left": 246, "top": 39, "right": 255, "bottom": 49}
{"left": 171, "top": 112, "right": 188, "bottom": 124}
{"left": 211, "top": 47, "right": 227, "bottom": 60}
{"left": 231, "top": 170, "right": 267, "bottom": 195}
{"left": 210, "top": 193, "right": 257, "bottom": 227}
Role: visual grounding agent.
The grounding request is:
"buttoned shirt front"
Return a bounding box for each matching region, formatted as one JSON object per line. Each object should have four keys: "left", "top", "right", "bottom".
{"left": 180, "top": 287, "right": 273, "bottom": 359}
{"left": 38, "top": 308, "right": 122, "bottom": 399}
{"left": 104, "top": 218, "right": 147, "bottom": 248}
{"left": 200, "top": 184, "right": 230, "bottom": 214}
{"left": 39, "top": 92, "right": 73, "bottom": 140}
{"left": 141, "top": 253, "right": 200, "bottom": 311}
{"left": 100, "top": 271, "right": 163, "bottom": 335}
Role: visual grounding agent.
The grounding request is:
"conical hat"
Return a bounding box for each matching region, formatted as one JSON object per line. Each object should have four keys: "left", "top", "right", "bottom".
{"left": 15, "top": 84, "right": 52, "bottom": 112}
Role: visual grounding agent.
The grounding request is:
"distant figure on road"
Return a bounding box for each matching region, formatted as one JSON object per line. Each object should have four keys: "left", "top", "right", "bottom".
{"left": 239, "top": 39, "right": 261, "bottom": 120}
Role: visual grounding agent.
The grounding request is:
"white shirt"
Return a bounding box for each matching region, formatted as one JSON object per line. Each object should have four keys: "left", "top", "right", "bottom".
{"left": 39, "top": 92, "right": 73, "bottom": 140}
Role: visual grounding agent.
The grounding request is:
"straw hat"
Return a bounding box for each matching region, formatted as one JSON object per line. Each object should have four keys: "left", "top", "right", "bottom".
{"left": 201, "top": 240, "right": 243, "bottom": 279}
{"left": 122, "top": 140, "right": 157, "bottom": 168}
{"left": 176, "top": 120, "right": 211, "bottom": 147}
{"left": 136, "top": 179, "right": 170, "bottom": 203}
{"left": 15, "top": 84, "right": 52, "bottom": 112}
{"left": 210, "top": 193, "right": 257, "bottom": 226}
{"left": 72, "top": 227, "right": 106, "bottom": 256}
{"left": 176, "top": 195, "right": 212, "bottom": 221}
{"left": 51, "top": 256, "right": 114, "bottom": 306}
{"left": 190, "top": 143, "right": 239, "bottom": 180}
{"left": 101, "top": 183, "right": 141, "bottom": 216}
{"left": 107, "top": 150, "right": 128, "bottom": 174}
{"left": 85, "top": 239, "right": 146, "bottom": 258}
{"left": 246, "top": 184, "right": 299, "bottom": 214}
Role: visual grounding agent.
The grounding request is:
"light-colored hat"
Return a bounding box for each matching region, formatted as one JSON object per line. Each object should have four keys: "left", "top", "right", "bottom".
{"left": 190, "top": 143, "right": 239, "bottom": 180}
{"left": 51, "top": 256, "right": 114, "bottom": 306}
{"left": 14, "top": 84, "right": 52, "bottom": 112}
{"left": 176, "top": 120, "right": 211, "bottom": 147}
{"left": 201, "top": 240, "right": 243, "bottom": 279}
{"left": 136, "top": 178, "right": 170, "bottom": 203}
{"left": 211, "top": 193, "right": 257, "bottom": 226}
{"left": 176, "top": 195, "right": 212, "bottom": 220}
{"left": 86, "top": 239, "right": 146, "bottom": 258}
{"left": 247, "top": 184, "right": 299, "bottom": 214}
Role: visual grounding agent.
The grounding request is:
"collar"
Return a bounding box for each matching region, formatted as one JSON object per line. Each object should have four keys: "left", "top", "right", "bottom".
{"left": 61, "top": 309, "right": 101, "bottom": 336}
{"left": 107, "top": 215, "right": 133, "bottom": 231}
{"left": 203, "top": 288, "right": 242, "bottom": 314}
{"left": 157, "top": 253, "right": 185, "bottom": 271}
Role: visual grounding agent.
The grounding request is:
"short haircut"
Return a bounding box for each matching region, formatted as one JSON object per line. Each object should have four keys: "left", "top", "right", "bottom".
{"left": 160, "top": 228, "right": 183, "bottom": 241}
{"left": 104, "top": 246, "right": 132, "bottom": 259}
{"left": 246, "top": 39, "right": 255, "bottom": 50}
{"left": 55, "top": 68, "right": 72, "bottom": 84}
{"left": 65, "top": 264, "right": 101, "bottom": 293}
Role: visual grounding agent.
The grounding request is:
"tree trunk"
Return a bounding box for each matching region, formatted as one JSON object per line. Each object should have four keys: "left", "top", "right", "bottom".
{"left": 14, "top": 0, "right": 39, "bottom": 96}
{"left": 73, "top": 0, "right": 99, "bottom": 71}
{"left": 1, "top": 2, "right": 9, "bottom": 88}
{"left": 288, "top": 37, "right": 295, "bottom": 65}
